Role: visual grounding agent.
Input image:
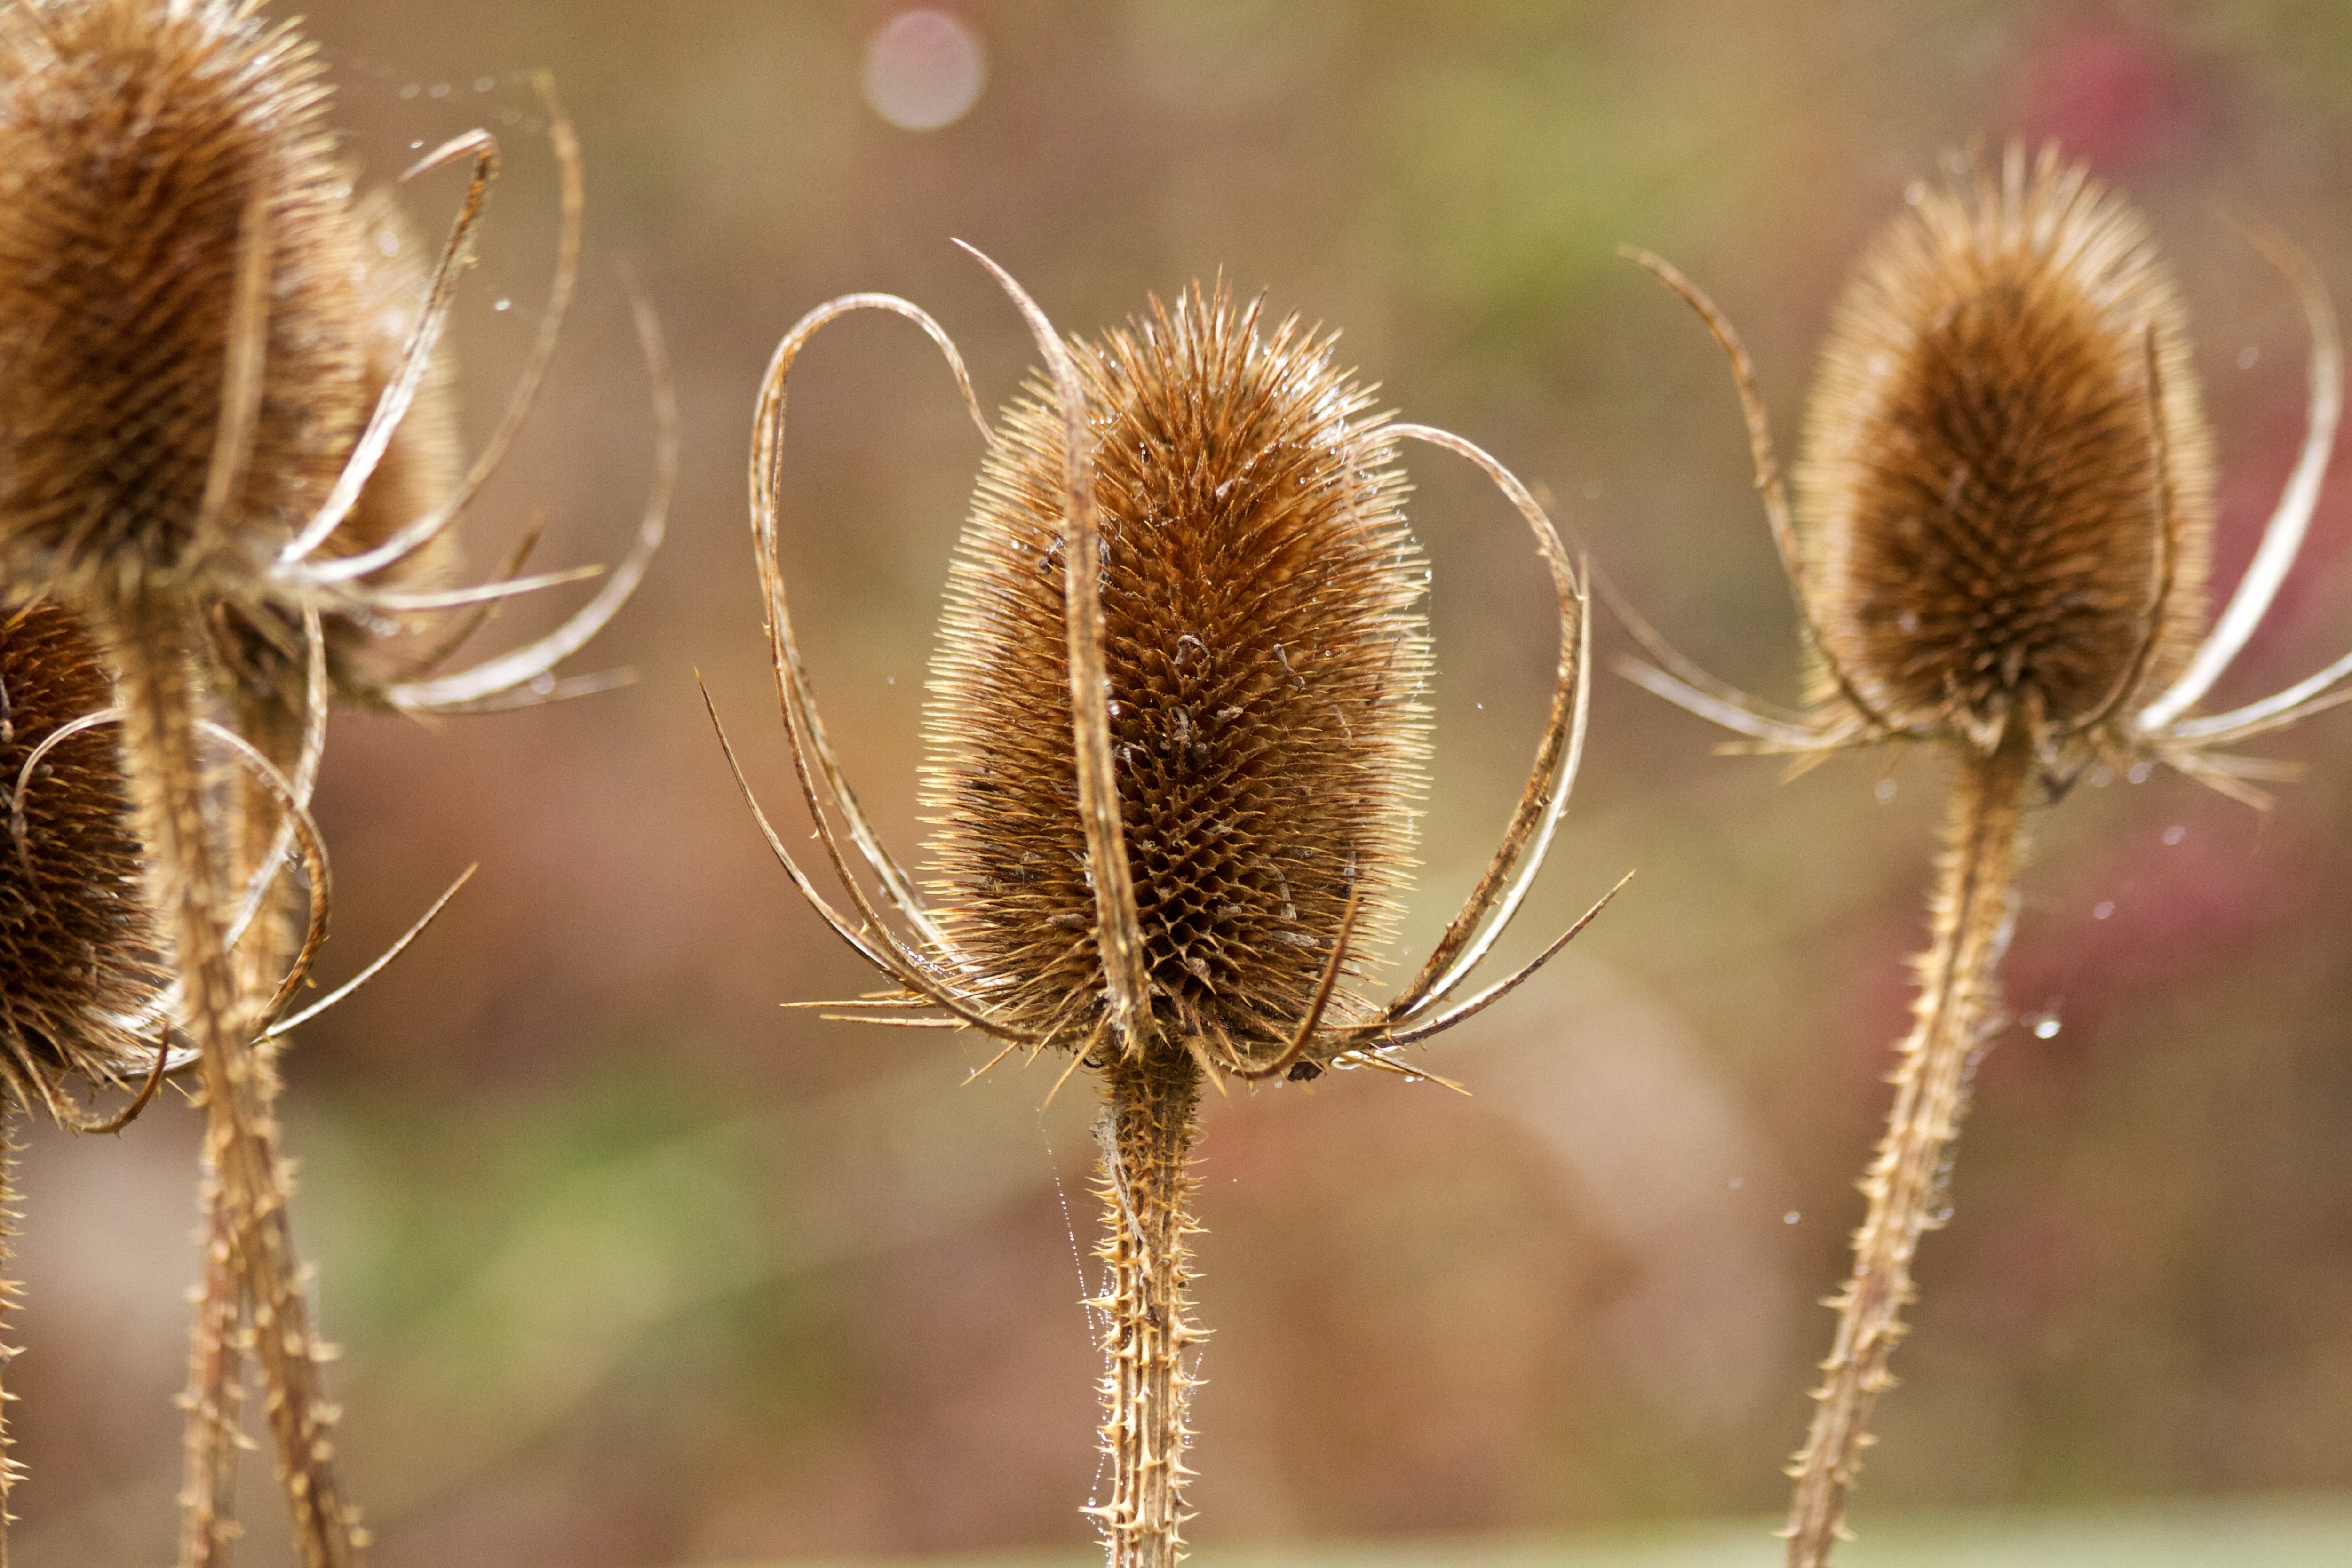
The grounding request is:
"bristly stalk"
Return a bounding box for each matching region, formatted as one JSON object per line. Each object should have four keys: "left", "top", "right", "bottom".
{"left": 0, "top": 1111, "right": 21, "bottom": 1568}
{"left": 1089, "top": 1044, "right": 1205, "bottom": 1568}
{"left": 1784, "top": 728, "right": 2032, "bottom": 1566}
{"left": 107, "top": 606, "right": 362, "bottom": 1568}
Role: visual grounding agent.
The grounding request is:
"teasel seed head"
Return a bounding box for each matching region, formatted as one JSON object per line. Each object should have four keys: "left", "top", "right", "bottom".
{"left": 0, "top": 600, "right": 167, "bottom": 1119}
{"left": 0, "top": 0, "right": 381, "bottom": 596}
{"left": 923, "top": 286, "right": 1431, "bottom": 1061}
{"left": 1796, "top": 145, "right": 2216, "bottom": 756}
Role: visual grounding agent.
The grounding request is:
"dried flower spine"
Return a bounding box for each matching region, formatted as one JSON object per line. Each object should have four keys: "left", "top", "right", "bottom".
{"left": 1619, "top": 144, "right": 2347, "bottom": 1567}
{"left": 728, "top": 253, "right": 1616, "bottom": 1566}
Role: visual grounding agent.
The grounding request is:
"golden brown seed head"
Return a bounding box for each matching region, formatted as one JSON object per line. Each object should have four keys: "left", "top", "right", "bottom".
{"left": 923, "top": 287, "right": 1431, "bottom": 1055}
{"left": 1796, "top": 147, "right": 2216, "bottom": 752}
{"left": 0, "top": 602, "right": 166, "bottom": 1113}
{"left": 0, "top": 0, "right": 376, "bottom": 594}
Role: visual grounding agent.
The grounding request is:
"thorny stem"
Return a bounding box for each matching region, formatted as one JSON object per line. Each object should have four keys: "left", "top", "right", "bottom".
{"left": 0, "top": 1109, "right": 21, "bottom": 1567}
{"left": 181, "top": 676, "right": 318, "bottom": 1562}
{"left": 180, "top": 1194, "right": 246, "bottom": 1568}
{"left": 104, "top": 605, "right": 365, "bottom": 1568}
{"left": 1784, "top": 726, "right": 2032, "bottom": 1568}
{"left": 1089, "top": 1042, "right": 1203, "bottom": 1568}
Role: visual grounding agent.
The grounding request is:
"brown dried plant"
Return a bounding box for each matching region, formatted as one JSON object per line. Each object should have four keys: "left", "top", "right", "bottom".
{"left": 0, "top": 2, "right": 673, "bottom": 1563}
{"left": 716, "top": 254, "right": 1623, "bottom": 1566}
{"left": 1615, "top": 144, "right": 2345, "bottom": 1566}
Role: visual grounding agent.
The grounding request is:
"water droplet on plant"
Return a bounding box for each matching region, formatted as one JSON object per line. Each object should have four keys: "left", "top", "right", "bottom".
{"left": 2127, "top": 762, "right": 2152, "bottom": 784}
{"left": 2239, "top": 344, "right": 2261, "bottom": 370}
{"left": 2033, "top": 1014, "right": 2061, "bottom": 1040}
{"left": 2161, "top": 824, "right": 2184, "bottom": 846}
{"left": 428, "top": 82, "right": 451, "bottom": 98}
{"left": 1728, "top": 1176, "right": 1744, "bottom": 1190}
{"left": 2092, "top": 900, "right": 2115, "bottom": 920}
{"left": 473, "top": 75, "right": 496, "bottom": 93}
{"left": 1783, "top": 1211, "right": 1801, "bottom": 1225}
{"left": 493, "top": 297, "right": 512, "bottom": 312}
{"left": 1875, "top": 778, "right": 1897, "bottom": 803}
{"left": 398, "top": 82, "right": 420, "bottom": 100}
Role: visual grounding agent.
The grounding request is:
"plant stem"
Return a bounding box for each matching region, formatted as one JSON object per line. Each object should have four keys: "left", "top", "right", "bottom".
{"left": 106, "top": 605, "right": 363, "bottom": 1568}
{"left": 1784, "top": 726, "right": 2033, "bottom": 1568}
{"left": 0, "top": 1108, "right": 20, "bottom": 1568}
{"left": 1090, "top": 1041, "right": 1203, "bottom": 1568}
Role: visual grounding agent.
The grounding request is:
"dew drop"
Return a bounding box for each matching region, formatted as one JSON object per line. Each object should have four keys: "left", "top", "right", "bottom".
{"left": 1875, "top": 778, "right": 1897, "bottom": 803}
{"left": 2239, "top": 345, "right": 2261, "bottom": 370}
{"left": 408, "top": 139, "right": 425, "bottom": 151}
{"left": 2092, "top": 900, "right": 2115, "bottom": 920}
{"left": 2161, "top": 824, "right": 2184, "bottom": 846}
{"left": 1729, "top": 1176, "right": 1745, "bottom": 1190}
{"left": 528, "top": 671, "right": 556, "bottom": 696}
{"left": 2088, "top": 765, "right": 2115, "bottom": 788}
{"left": 427, "top": 82, "right": 452, "bottom": 98}
{"left": 2128, "top": 762, "right": 2152, "bottom": 784}
{"left": 493, "top": 297, "right": 513, "bottom": 312}
{"left": 1904, "top": 179, "right": 1927, "bottom": 205}
{"left": 473, "top": 75, "right": 497, "bottom": 94}
{"left": 1783, "top": 1211, "right": 1801, "bottom": 1225}
{"left": 398, "top": 82, "right": 420, "bottom": 100}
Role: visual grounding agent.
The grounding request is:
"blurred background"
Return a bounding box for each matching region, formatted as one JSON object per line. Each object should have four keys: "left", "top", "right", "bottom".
{"left": 17, "top": 1, "right": 2352, "bottom": 1563}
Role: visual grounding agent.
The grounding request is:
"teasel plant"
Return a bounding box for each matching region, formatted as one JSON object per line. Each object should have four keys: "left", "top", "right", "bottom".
{"left": 710, "top": 250, "right": 1626, "bottom": 1566}
{"left": 0, "top": 2, "right": 673, "bottom": 1564}
{"left": 1611, "top": 143, "right": 2346, "bottom": 1567}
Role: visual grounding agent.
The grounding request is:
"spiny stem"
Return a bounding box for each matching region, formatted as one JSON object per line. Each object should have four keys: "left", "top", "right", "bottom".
{"left": 0, "top": 1108, "right": 22, "bottom": 1568}
{"left": 179, "top": 690, "right": 314, "bottom": 1566}
{"left": 1784, "top": 726, "right": 2033, "bottom": 1567}
{"left": 105, "top": 606, "right": 365, "bottom": 1568}
{"left": 178, "top": 1166, "right": 248, "bottom": 1568}
{"left": 1089, "top": 1042, "right": 1203, "bottom": 1568}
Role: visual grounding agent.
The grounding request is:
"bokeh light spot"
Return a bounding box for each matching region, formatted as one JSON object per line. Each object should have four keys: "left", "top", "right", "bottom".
{"left": 863, "top": 10, "right": 987, "bottom": 131}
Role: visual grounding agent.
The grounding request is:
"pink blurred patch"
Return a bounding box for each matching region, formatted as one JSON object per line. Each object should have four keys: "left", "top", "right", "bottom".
{"left": 2011, "top": 15, "right": 2196, "bottom": 170}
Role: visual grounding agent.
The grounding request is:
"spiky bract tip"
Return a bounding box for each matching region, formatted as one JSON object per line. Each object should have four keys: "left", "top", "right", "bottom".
{"left": 924, "top": 284, "right": 1431, "bottom": 1067}
{"left": 1797, "top": 144, "right": 2216, "bottom": 756}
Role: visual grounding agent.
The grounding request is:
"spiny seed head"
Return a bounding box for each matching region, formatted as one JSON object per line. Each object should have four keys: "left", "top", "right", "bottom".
{"left": 1796, "top": 145, "right": 2216, "bottom": 754}
{"left": 0, "top": 0, "right": 456, "bottom": 685}
{"left": 0, "top": 602, "right": 167, "bottom": 1116}
{"left": 923, "top": 286, "right": 1431, "bottom": 1060}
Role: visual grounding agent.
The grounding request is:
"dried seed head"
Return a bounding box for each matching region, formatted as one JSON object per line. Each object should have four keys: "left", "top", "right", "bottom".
{"left": 1796, "top": 146, "right": 2216, "bottom": 752}
{"left": 0, "top": 602, "right": 166, "bottom": 1115}
{"left": 923, "top": 287, "right": 1431, "bottom": 1057}
{"left": 0, "top": 0, "right": 381, "bottom": 596}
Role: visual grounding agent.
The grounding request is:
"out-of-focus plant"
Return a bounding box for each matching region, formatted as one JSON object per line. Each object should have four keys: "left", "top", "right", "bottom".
{"left": 0, "top": 1, "right": 671, "bottom": 1562}
{"left": 1615, "top": 143, "right": 2345, "bottom": 1567}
